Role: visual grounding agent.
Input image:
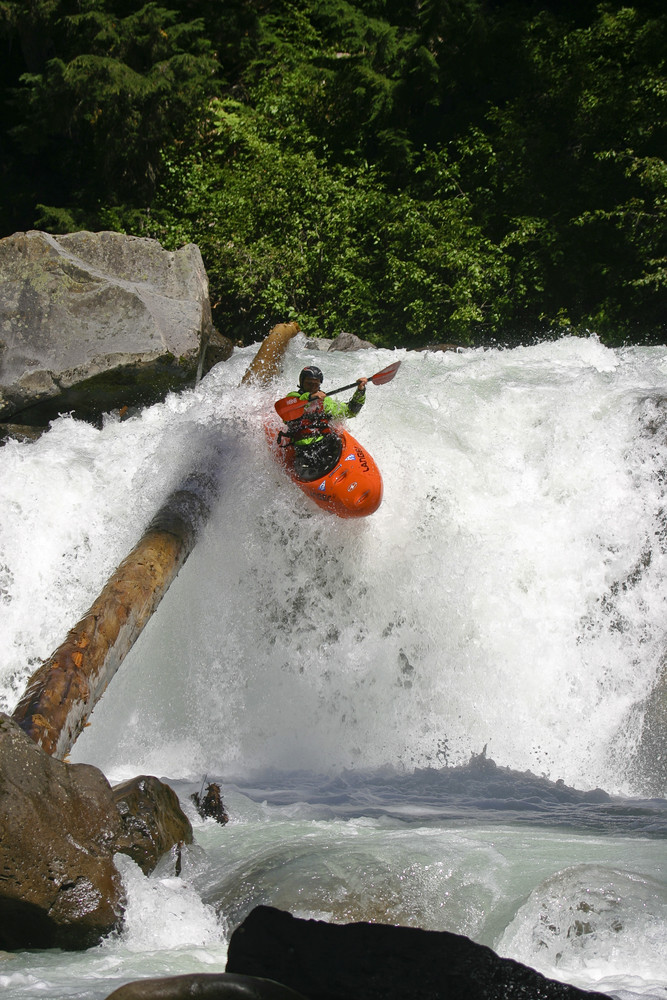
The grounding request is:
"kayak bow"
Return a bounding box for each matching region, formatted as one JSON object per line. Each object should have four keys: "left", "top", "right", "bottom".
{"left": 266, "top": 422, "right": 383, "bottom": 518}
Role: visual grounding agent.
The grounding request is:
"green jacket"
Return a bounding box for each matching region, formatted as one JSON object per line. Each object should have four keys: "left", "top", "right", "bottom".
{"left": 285, "top": 387, "right": 366, "bottom": 445}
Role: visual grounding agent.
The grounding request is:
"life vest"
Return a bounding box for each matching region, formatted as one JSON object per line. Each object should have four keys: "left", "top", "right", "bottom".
{"left": 283, "top": 394, "right": 332, "bottom": 446}
{"left": 278, "top": 388, "right": 366, "bottom": 447}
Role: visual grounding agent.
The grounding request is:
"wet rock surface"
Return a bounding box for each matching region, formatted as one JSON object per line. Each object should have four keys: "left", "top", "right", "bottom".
{"left": 112, "top": 775, "right": 194, "bottom": 876}
{"left": 0, "top": 713, "right": 124, "bottom": 950}
{"left": 0, "top": 714, "right": 196, "bottom": 949}
{"left": 104, "top": 972, "right": 308, "bottom": 1000}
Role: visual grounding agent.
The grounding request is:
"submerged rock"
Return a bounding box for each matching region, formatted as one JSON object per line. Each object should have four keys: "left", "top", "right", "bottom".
{"left": 226, "top": 905, "right": 610, "bottom": 1000}
{"left": 0, "top": 230, "right": 232, "bottom": 427}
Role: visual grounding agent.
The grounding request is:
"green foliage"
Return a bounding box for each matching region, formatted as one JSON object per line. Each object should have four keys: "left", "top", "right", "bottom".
{"left": 143, "top": 98, "right": 509, "bottom": 345}
{"left": 1, "top": 0, "right": 665, "bottom": 346}
{"left": 1, "top": 0, "right": 219, "bottom": 230}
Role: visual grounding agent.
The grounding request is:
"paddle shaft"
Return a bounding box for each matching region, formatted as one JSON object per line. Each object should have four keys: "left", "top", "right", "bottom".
{"left": 324, "top": 380, "right": 362, "bottom": 397}
{"left": 324, "top": 360, "right": 402, "bottom": 397}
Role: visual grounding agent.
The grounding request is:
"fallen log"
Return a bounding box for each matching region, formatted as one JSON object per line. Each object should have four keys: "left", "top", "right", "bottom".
{"left": 12, "top": 474, "right": 212, "bottom": 759}
{"left": 12, "top": 320, "right": 300, "bottom": 759}
{"left": 240, "top": 322, "right": 301, "bottom": 386}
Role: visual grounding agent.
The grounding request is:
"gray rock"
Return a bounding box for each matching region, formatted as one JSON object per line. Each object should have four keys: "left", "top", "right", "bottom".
{"left": 327, "top": 331, "right": 375, "bottom": 352}
{"left": 305, "top": 337, "right": 332, "bottom": 352}
{"left": 0, "top": 230, "right": 232, "bottom": 425}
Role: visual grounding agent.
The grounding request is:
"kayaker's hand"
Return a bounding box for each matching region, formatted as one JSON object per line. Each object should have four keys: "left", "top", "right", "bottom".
{"left": 308, "top": 390, "right": 326, "bottom": 401}
{"left": 357, "top": 378, "right": 368, "bottom": 391}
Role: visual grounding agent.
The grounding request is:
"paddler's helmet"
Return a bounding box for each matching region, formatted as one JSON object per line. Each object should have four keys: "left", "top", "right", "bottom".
{"left": 298, "top": 365, "right": 323, "bottom": 389}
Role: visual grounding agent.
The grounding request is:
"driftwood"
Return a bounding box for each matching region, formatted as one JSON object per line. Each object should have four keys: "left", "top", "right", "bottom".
{"left": 191, "top": 781, "right": 229, "bottom": 825}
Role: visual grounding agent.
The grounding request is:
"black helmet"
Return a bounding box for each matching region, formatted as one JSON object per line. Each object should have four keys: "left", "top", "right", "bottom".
{"left": 298, "top": 365, "right": 323, "bottom": 388}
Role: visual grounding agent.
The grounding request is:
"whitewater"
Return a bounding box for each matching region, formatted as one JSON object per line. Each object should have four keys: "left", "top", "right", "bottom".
{"left": 0, "top": 334, "right": 665, "bottom": 999}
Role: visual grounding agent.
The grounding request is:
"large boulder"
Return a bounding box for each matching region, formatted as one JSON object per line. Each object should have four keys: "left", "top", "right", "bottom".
{"left": 0, "top": 713, "right": 125, "bottom": 950}
{"left": 226, "top": 906, "right": 610, "bottom": 1000}
{"left": 0, "top": 230, "right": 232, "bottom": 426}
{"left": 0, "top": 715, "right": 196, "bottom": 950}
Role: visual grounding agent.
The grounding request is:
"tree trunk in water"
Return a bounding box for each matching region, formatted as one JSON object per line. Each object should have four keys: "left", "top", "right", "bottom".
{"left": 13, "top": 320, "right": 299, "bottom": 758}
{"left": 240, "top": 321, "right": 300, "bottom": 385}
{"left": 12, "top": 477, "right": 212, "bottom": 759}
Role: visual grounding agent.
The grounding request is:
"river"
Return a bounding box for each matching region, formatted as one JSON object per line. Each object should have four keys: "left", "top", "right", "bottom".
{"left": 0, "top": 335, "right": 665, "bottom": 999}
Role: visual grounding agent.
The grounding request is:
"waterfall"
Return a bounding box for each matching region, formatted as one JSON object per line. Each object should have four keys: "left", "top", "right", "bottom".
{"left": 2, "top": 335, "right": 664, "bottom": 794}
{"left": 1, "top": 335, "right": 666, "bottom": 1000}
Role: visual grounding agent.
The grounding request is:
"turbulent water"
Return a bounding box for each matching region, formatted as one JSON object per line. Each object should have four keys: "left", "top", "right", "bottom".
{"left": 0, "top": 335, "right": 666, "bottom": 999}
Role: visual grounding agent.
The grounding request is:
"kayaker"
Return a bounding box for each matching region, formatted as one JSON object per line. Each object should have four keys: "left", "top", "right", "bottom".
{"left": 279, "top": 365, "right": 369, "bottom": 481}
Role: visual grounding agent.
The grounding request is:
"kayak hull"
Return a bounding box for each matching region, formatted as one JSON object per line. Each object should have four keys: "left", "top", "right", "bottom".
{"left": 266, "top": 423, "right": 383, "bottom": 518}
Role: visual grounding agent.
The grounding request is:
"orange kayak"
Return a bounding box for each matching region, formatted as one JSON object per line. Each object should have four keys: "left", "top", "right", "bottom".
{"left": 266, "top": 420, "right": 383, "bottom": 518}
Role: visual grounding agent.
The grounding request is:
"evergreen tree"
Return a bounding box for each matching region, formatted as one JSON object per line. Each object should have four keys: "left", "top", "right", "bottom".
{"left": 0, "top": 0, "right": 219, "bottom": 231}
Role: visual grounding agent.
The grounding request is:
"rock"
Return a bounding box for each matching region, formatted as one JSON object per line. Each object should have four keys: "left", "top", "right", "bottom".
{"left": 327, "top": 331, "right": 375, "bottom": 352}
{"left": 111, "top": 775, "right": 194, "bottom": 876}
{"left": 0, "top": 422, "right": 44, "bottom": 443}
{"left": 191, "top": 781, "right": 229, "bottom": 825}
{"left": 0, "top": 717, "right": 198, "bottom": 950}
{"left": 305, "top": 337, "right": 332, "bottom": 351}
{"left": 104, "top": 972, "right": 308, "bottom": 1000}
{"left": 0, "top": 713, "right": 124, "bottom": 950}
{"left": 0, "top": 230, "right": 232, "bottom": 426}
{"left": 417, "top": 343, "right": 462, "bottom": 352}
{"left": 226, "top": 906, "right": 609, "bottom": 1000}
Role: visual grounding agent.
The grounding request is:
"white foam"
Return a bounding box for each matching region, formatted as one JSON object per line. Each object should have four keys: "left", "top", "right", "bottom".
{"left": 2, "top": 338, "right": 666, "bottom": 794}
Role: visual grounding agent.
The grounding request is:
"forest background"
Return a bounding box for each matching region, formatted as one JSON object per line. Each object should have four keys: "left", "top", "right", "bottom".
{"left": 1, "top": 0, "right": 665, "bottom": 349}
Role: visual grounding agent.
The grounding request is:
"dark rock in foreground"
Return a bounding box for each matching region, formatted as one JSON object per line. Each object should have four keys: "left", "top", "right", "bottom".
{"left": 226, "top": 905, "right": 611, "bottom": 1000}
{"left": 104, "top": 972, "right": 307, "bottom": 1000}
{"left": 0, "top": 230, "right": 232, "bottom": 426}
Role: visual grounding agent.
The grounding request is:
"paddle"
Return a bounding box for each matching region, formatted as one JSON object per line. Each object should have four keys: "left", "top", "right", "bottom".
{"left": 274, "top": 361, "right": 401, "bottom": 422}
{"left": 324, "top": 360, "right": 402, "bottom": 397}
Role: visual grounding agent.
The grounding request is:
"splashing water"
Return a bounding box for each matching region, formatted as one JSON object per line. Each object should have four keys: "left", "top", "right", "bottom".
{"left": 1, "top": 335, "right": 665, "bottom": 999}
